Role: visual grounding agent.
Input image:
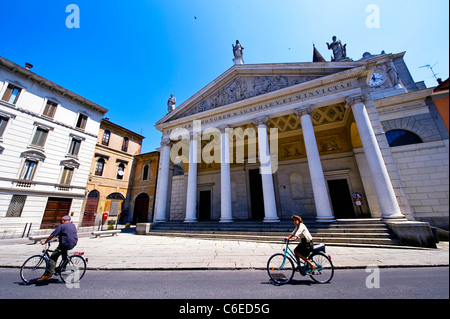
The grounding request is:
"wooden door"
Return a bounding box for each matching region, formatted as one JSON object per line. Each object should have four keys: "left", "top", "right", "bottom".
{"left": 133, "top": 193, "right": 149, "bottom": 224}
{"left": 41, "top": 198, "right": 72, "bottom": 229}
{"left": 82, "top": 191, "right": 100, "bottom": 227}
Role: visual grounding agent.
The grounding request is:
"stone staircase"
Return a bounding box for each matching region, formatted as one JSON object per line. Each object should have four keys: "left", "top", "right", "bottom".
{"left": 148, "top": 219, "right": 403, "bottom": 247}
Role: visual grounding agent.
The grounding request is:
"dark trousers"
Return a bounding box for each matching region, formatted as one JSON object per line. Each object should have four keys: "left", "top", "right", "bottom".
{"left": 47, "top": 247, "right": 68, "bottom": 275}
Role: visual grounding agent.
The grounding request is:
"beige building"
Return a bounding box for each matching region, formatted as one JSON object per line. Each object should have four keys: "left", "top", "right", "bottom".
{"left": 83, "top": 118, "right": 144, "bottom": 227}
{"left": 153, "top": 43, "right": 449, "bottom": 232}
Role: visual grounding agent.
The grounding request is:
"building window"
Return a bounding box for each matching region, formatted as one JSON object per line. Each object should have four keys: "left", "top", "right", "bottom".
{"left": 1, "top": 84, "right": 21, "bottom": 105}
{"left": 0, "top": 116, "right": 8, "bottom": 137}
{"left": 386, "top": 129, "right": 423, "bottom": 147}
{"left": 117, "top": 163, "right": 125, "bottom": 180}
{"left": 102, "top": 130, "right": 111, "bottom": 146}
{"left": 43, "top": 100, "right": 58, "bottom": 118}
{"left": 31, "top": 127, "right": 49, "bottom": 147}
{"left": 95, "top": 158, "right": 105, "bottom": 176}
{"left": 20, "top": 160, "right": 37, "bottom": 180}
{"left": 68, "top": 138, "right": 82, "bottom": 156}
{"left": 142, "top": 165, "right": 149, "bottom": 180}
{"left": 6, "top": 195, "right": 27, "bottom": 217}
{"left": 76, "top": 114, "right": 88, "bottom": 130}
{"left": 60, "top": 167, "right": 74, "bottom": 185}
{"left": 121, "top": 137, "right": 129, "bottom": 152}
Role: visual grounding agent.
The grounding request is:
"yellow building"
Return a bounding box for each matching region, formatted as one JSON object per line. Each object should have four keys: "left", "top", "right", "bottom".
{"left": 83, "top": 118, "right": 144, "bottom": 227}
{"left": 128, "top": 151, "right": 160, "bottom": 223}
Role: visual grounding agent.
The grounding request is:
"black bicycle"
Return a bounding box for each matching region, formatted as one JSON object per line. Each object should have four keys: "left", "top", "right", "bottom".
{"left": 20, "top": 240, "right": 87, "bottom": 284}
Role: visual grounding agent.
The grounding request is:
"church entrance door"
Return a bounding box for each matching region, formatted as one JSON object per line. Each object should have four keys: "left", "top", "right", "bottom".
{"left": 249, "top": 169, "right": 265, "bottom": 220}
{"left": 198, "top": 190, "right": 212, "bottom": 221}
{"left": 327, "top": 179, "right": 355, "bottom": 219}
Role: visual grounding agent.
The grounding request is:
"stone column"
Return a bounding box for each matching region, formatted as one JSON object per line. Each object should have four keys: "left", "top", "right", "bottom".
{"left": 346, "top": 95, "right": 404, "bottom": 219}
{"left": 220, "top": 126, "right": 233, "bottom": 222}
{"left": 253, "top": 117, "right": 279, "bottom": 222}
{"left": 185, "top": 133, "right": 199, "bottom": 222}
{"left": 296, "top": 107, "right": 335, "bottom": 222}
{"left": 153, "top": 140, "right": 172, "bottom": 222}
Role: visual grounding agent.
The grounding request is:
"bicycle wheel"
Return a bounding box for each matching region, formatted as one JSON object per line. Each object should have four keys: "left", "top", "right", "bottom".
{"left": 308, "top": 252, "right": 334, "bottom": 284}
{"left": 60, "top": 255, "right": 87, "bottom": 283}
{"left": 20, "top": 255, "right": 48, "bottom": 284}
{"left": 267, "top": 253, "right": 295, "bottom": 284}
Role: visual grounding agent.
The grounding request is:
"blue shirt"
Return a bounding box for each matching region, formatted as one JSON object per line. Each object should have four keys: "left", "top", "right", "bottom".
{"left": 51, "top": 222, "right": 78, "bottom": 250}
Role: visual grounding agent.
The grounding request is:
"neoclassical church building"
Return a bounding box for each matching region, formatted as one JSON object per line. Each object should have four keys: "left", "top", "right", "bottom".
{"left": 153, "top": 39, "right": 449, "bottom": 231}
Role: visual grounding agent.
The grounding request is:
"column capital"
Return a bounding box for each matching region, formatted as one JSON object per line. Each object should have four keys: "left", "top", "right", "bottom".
{"left": 294, "top": 106, "right": 313, "bottom": 119}
{"left": 191, "top": 132, "right": 202, "bottom": 140}
{"left": 218, "top": 125, "right": 231, "bottom": 133}
{"left": 161, "top": 138, "right": 173, "bottom": 147}
{"left": 252, "top": 116, "right": 270, "bottom": 126}
{"left": 345, "top": 95, "right": 365, "bottom": 108}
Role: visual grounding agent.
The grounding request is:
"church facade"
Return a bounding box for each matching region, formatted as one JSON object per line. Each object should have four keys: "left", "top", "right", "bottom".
{"left": 153, "top": 44, "right": 449, "bottom": 230}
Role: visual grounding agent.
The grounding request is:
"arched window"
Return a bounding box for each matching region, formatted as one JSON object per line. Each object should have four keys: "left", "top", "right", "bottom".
{"left": 88, "top": 190, "right": 100, "bottom": 198}
{"left": 106, "top": 192, "right": 125, "bottom": 200}
{"left": 95, "top": 158, "right": 105, "bottom": 176}
{"left": 385, "top": 129, "right": 423, "bottom": 147}
{"left": 142, "top": 165, "right": 149, "bottom": 180}
{"left": 102, "top": 130, "right": 111, "bottom": 146}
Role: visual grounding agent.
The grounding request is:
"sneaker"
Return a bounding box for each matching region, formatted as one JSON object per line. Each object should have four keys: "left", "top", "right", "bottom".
{"left": 37, "top": 274, "right": 53, "bottom": 282}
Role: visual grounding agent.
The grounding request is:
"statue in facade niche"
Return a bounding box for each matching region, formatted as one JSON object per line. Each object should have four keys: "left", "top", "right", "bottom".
{"left": 326, "top": 36, "right": 347, "bottom": 61}
{"left": 232, "top": 40, "right": 244, "bottom": 58}
{"left": 167, "top": 94, "right": 176, "bottom": 112}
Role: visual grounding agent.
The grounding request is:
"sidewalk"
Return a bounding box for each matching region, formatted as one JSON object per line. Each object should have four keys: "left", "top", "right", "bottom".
{"left": 0, "top": 231, "right": 448, "bottom": 270}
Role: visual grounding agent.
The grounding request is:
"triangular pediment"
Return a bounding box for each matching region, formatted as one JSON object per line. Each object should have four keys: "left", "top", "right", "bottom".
{"left": 157, "top": 62, "right": 363, "bottom": 126}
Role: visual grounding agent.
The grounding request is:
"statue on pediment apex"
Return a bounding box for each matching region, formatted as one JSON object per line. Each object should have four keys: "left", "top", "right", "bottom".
{"left": 327, "top": 36, "right": 348, "bottom": 61}
{"left": 167, "top": 94, "right": 176, "bottom": 113}
{"left": 232, "top": 40, "right": 244, "bottom": 58}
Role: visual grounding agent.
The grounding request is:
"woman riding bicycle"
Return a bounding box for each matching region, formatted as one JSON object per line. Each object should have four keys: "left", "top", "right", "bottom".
{"left": 285, "top": 215, "right": 316, "bottom": 273}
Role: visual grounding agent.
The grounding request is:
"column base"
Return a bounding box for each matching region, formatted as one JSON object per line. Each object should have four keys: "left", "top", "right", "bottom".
{"left": 184, "top": 218, "right": 197, "bottom": 223}
{"left": 263, "top": 217, "right": 280, "bottom": 223}
{"left": 220, "top": 218, "right": 234, "bottom": 223}
{"left": 153, "top": 218, "right": 168, "bottom": 223}
{"left": 381, "top": 215, "right": 407, "bottom": 222}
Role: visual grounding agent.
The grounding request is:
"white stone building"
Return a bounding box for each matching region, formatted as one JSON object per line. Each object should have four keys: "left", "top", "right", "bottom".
{"left": 0, "top": 56, "right": 108, "bottom": 237}
{"left": 153, "top": 45, "right": 449, "bottom": 231}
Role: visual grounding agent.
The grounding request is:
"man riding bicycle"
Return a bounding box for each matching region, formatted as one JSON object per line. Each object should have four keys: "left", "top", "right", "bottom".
{"left": 38, "top": 215, "right": 78, "bottom": 281}
{"left": 285, "top": 215, "right": 316, "bottom": 273}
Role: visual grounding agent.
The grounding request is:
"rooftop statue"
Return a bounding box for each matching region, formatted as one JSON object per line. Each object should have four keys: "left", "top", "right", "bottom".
{"left": 167, "top": 94, "right": 176, "bottom": 113}
{"left": 232, "top": 40, "right": 244, "bottom": 59}
{"left": 326, "top": 36, "right": 348, "bottom": 61}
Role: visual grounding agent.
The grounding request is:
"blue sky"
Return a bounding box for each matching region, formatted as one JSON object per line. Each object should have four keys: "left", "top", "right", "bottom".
{"left": 1, "top": 0, "right": 448, "bottom": 153}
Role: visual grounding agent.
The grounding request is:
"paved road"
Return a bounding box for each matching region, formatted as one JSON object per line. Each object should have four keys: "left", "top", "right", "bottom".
{"left": 1, "top": 267, "right": 448, "bottom": 300}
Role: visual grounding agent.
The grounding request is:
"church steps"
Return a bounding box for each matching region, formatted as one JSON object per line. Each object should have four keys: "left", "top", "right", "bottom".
{"left": 147, "top": 231, "right": 401, "bottom": 247}
{"left": 147, "top": 219, "right": 403, "bottom": 247}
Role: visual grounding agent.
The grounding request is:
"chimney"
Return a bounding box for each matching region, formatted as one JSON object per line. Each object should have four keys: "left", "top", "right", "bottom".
{"left": 25, "top": 63, "right": 33, "bottom": 70}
